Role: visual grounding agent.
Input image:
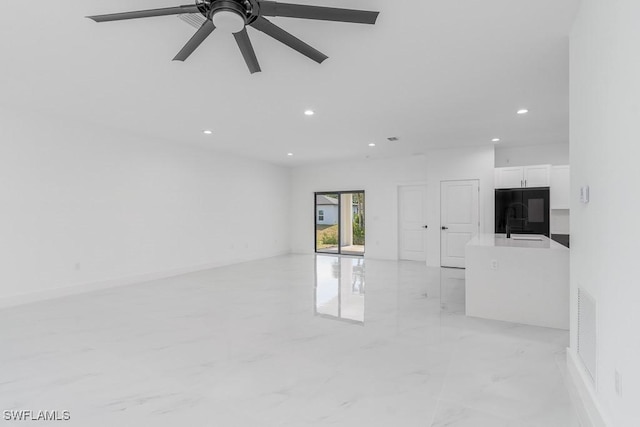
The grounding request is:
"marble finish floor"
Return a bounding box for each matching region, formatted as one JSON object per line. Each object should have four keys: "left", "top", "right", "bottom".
{"left": 0, "top": 255, "right": 580, "bottom": 426}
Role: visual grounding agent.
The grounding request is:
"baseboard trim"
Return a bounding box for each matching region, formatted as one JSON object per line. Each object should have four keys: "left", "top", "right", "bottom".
{"left": 0, "top": 251, "right": 290, "bottom": 309}
{"left": 566, "top": 348, "right": 611, "bottom": 427}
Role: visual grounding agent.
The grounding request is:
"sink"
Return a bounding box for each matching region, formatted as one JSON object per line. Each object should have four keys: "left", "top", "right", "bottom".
{"left": 512, "top": 236, "right": 543, "bottom": 241}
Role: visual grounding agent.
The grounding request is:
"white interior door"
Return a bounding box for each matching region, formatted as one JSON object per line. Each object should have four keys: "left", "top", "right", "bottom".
{"left": 398, "top": 185, "right": 428, "bottom": 261}
{"left": 440, "top": 180, "right": 480, "bottom": 268}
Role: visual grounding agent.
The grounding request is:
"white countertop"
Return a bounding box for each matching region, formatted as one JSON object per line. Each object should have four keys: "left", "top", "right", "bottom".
{"left": 467, "top": 234, "right": 569, "bottom": 250}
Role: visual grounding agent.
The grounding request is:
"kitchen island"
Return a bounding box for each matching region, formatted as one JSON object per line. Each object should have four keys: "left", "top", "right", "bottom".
{"left": 465, "top": 234, "right": 569, "bottom": 329}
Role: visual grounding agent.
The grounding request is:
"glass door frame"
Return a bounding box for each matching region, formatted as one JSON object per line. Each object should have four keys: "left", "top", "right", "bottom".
{"left": 314, "top": 190, "right": 365, "bottom": 256}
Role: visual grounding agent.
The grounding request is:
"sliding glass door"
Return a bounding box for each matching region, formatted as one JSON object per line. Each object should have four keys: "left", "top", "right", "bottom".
{"left": 315, "top": 191, "right": 365, "bottom": 256}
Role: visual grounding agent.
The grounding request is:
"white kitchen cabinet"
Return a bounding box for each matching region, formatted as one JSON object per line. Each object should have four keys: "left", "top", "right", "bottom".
{"left": 495, "top": 167, "right": 525, "bottom": 189}
{"left": 551, "top": 165, "right": 571, "bottom": 209}
{"left": 495, "top": 165, "right": 551, "bottom": 189}
{"left": 524, "top": 165, "right": 551, "bottom": 187}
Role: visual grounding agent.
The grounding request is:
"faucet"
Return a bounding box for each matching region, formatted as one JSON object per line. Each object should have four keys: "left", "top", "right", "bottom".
{"left": 505, "top": 203, "right": 529, "bottom": 239}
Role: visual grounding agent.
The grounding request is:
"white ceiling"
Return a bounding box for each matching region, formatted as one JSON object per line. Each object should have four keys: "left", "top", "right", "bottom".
{"left": 0, "top": 0, "right": 579, "bottom": 166}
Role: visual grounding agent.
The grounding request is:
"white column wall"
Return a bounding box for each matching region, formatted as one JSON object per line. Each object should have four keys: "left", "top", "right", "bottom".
{"left": 570, "top": 1, "right": 640, "bottom": 425}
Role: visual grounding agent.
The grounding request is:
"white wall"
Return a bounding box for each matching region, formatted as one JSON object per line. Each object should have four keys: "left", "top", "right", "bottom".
{"left": 291, "top": 155, "right": 427, "bottom": 260}
{"left": 291, "top": 145, "right": 494, "bottom": 266}
{"left": 570, "top": 1, "right": 640, "bottom": 426}
{"left": 495, "top": 143, "right": 569, "bottom": 167}
{"left": 0, "top": 105, "right": 291, "bottom": 306}
{"left": 550, "top": 210, "right": 570, "bottom": 235}
{"left": 426, "top": 146, "right": 495, "bottom": 266}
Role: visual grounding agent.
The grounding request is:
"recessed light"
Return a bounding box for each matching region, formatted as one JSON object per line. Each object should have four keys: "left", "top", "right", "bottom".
{"left": 304, "top": 110, "right": 315, "bottom": 116}
{"left": 203, "top": 130, "right": 213, "bottom": 135}
{"left": 368, "top": 143, "right": 376, "bottom": 147}
{"left": 492, "top": 138, "right": 501, "bottom": 143}
{"left": 287, "top": 153, "right": 294, "bottom": 156}
{"left": 517, "top": 109, "right": 529, "bottom": 115}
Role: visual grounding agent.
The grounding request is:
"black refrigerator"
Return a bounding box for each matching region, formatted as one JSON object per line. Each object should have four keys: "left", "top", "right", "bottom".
{"left": 495, "top": 187, "right": 550, "bottom": 236}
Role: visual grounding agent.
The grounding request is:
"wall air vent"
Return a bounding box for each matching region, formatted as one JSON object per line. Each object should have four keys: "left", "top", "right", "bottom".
{"left": 178, "top": 13, "right": 206, "bottom": 30}
{"left": 577, "top": 287, "right": 597, "bottom": 385}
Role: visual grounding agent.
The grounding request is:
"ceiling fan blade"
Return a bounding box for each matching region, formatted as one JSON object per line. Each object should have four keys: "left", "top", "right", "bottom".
{"left": 250, "top": 17, "right": 328, "bottom": 64}
{"left": 259, "top": 1, "right": 379, "bottom": 24}
{"left": 173, "top": 20, "right": 216, "bottom": 62}
{"left": 87, "top": 5, "right": 201, "bottom": 23}
{"left": 234, "top": 28, "right": 261, "bottom": 74}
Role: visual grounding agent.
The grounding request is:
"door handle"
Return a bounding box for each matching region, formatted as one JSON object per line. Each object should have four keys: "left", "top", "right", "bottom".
{"left": 441, "top": 226, "right": 448, "bottom": 230}
{"left": 423, "top": 225, "right": 428, "bottom": 229}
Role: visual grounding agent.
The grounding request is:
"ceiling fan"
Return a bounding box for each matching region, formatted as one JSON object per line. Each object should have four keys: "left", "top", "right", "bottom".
{"left": 87, "top": 0, "right": 379, "bottom": 74}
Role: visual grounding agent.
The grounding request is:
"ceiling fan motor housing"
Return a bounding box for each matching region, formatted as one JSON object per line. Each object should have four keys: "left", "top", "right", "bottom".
{"left": 208, "top": 1, "right": 249, "bottom": 32}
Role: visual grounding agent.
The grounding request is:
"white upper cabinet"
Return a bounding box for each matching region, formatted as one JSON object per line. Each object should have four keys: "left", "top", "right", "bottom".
{"left": 550, "top": 165, "right": 571, "bottom": 209}
{"left": 495, "top": 165, "right": 551, "bottom": 189}
{"left": 495, "top": 167, "right": 525, "bottom": 189}
{"left": 524, "top": 164, "right": 551, "bottom": 187}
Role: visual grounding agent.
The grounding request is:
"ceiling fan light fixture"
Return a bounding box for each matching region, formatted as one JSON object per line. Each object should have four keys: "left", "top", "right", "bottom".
{"left": 211, "top": 9, "right": 246, "bottom": 33}
{"left": 87, "top": 2, "right": 380, "bottom": 73}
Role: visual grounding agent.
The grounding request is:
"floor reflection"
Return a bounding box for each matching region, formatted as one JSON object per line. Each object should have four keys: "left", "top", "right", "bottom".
{"left": 439, "top": 267, "right": 466, "bottom": 314}
{"left": 0, "top": 256, "right": 578, "bottom": 426}
{"left": 314, "top": 255, "right": 365, "bottom": 324}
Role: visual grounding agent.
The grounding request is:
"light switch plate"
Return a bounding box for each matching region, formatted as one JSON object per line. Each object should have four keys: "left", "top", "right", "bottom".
{"left": 580, "top": 186, "right": 590, "bottom": 204}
